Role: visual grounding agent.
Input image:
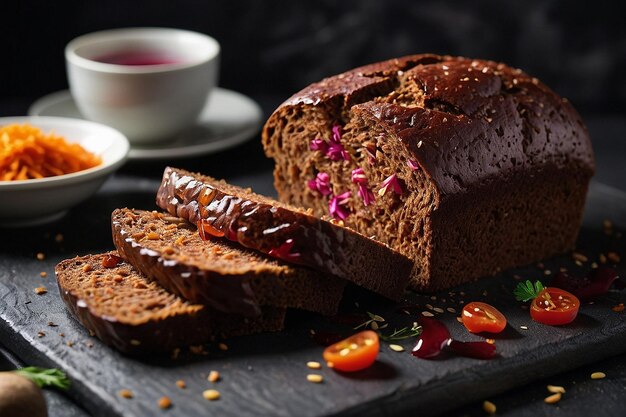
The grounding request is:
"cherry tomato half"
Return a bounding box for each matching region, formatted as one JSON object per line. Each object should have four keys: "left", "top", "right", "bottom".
{"left": 461, "top": 302, "right": 507, "bottom": 334}
{"left": 323, "top": 330, "right": 379, "bottom": 372}
{"left": 530, "top": 287, "right": 580, "bottom": 325}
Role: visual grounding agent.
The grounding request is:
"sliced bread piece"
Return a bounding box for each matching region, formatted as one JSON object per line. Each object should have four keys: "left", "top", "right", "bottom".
{"left": 156, "top": 166, "right": 413, "bottom": 300}
{"left": 111, "top": 208, "right": 345, "bottom": 317}
{"left": 55, "top": 252, "right": 286, "bottom": 354}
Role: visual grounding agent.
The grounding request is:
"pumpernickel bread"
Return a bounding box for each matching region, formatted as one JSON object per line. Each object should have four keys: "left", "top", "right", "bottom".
{"left": 112, "top": 208, "right": 345, "bottom": 317}
{"left": 156, "top": 166, "right": 413, "bottom": 300}
{"left": 262, "top": 54, "right": 595, "bottom": 290}
{"left": 55, "top": 252, "right": 286, "bottom": 354}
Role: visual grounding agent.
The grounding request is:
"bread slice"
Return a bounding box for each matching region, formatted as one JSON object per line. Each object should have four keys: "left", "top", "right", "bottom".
{"left": 262, "top": 54, "right": 594, "bottom": 291}
{"left": 55, "top": 252, "right": 286, "bottom": 354}
{"left": 156, "top": 166, "right": 413, "bottom": 301}
{"left": 111, "top": 208, "right": 345, "bottom": 317}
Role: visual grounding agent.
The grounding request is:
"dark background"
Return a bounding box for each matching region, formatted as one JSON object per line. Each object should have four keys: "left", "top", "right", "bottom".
{"left": 1, "top": 0, "right": 625, "bottom": 116}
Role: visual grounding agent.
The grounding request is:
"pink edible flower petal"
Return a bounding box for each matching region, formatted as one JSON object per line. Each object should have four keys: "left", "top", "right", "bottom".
{"left": 358, "top": 184, "right": 376, "bottom": 206}
{"left": 307, "top": 172, "right": 332, "bottom": 196}
{"left": 407, "top": 159, "right": 420, "bottom": 170}
{"left": 310, "top": 138, "right": 328, "bottom": 153}
{"left": 268, "top": 238, "right": 301, "bottom": 262}
{"left": 329, "top": 191, "right": 351, "bottom": 220}
{"left": 326, "top": 142, "right": 350, "bottom": 161}
{"left": 378, "top": 174, "right": 402, "bottom": 196}
{"left": 331, "top": 125, "right": 342, "bottom": 142}
{"left": 351, "top": 168, "right": 368, "bottom": 184}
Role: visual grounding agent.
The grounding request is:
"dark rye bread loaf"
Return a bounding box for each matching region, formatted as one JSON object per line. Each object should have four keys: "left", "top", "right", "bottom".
{"left": 156, "top": 166, "right": 413, "bottom": 300}
{"left": 55, "top": 252, "right": 286, "bottom": 354}
{"left": 111, "top": 208, "right": 344, "bottom": 317}
{"left": 262, "top": 54, "right": 595, "bottom": 291}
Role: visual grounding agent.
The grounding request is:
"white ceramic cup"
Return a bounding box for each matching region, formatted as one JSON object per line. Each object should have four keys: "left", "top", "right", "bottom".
{"left": 65, "top": 27, "right": 220, "bottom": 145}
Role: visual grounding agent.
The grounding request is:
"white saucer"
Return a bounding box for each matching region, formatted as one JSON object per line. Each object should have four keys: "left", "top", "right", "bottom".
{"left": 28, "top": 88, "right": 263, "bottom": 161}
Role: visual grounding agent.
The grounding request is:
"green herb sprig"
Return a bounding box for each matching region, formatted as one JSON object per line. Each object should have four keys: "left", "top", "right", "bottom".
{"left": 514, "top": 280, "right": 545, "bottom": 302}
{"left": 379, "top": 322, "right": 422, "bottom": 342}
{"left": 354, "top": 311, "right": 388, "bottom": 331}
{"left": 14, "top": 367, "right": 70, "bottom": 390}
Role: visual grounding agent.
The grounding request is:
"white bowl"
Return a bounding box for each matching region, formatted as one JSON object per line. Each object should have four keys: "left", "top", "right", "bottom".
{"left": 0, "top": 116, "right": 130, "bottom": 227}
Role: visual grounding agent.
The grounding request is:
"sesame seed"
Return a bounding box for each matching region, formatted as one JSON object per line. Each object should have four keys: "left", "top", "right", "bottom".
{"left": 34, "top": 286, "right": 47, "bottom": 295}
{"left": 202, "top": 389, "right": 220, "bottom": 401}
{"left": 544, "top": 269, "right": 552, "bottom": 276}
{"left": 119, "top": 389, "right": 133, "bottom": 399}
{"left": 36, "top": 252, "right": 45, "bottom": 261}
{"left": 389, "top": 344, "right": 405, "bottom": 352}
{"left": 422, "top": 311, "right": 434, "bottom": 317}
{"left": 607, "top": 252, "right": 620, "bottom": 263}
{"left": 157, "top": 396, "right": 172, "bottom": 409}
{"left": 208, "top": 370, "right": 220, "bottom": 382}
{"left": 433, "top": 307, "right": 444, "bottom": 314}
{"left": 591, "top": 372, "right": 606, "bottom": 380}
{"left": 40, "top": 271, "right": 47, "bottom": 278}
{"left": 572, "top": 252, "right": 588, "bottom": 263}
{"left": 447, "top": 307, "right": 456, "bottom": 313}
{"left": 175, "top": 380, "right": 186, "bottom": 389}
{"left": 547, "top": 385, "right": 566, "bottom": 394}
{"left": 544, "top": 392, "right": 562, "bottom": 404}
{"left": 307, "top": 361, "right": 322, "bottom": 370}
{"left": 130, "top": 339, "right": 141, "bottom": 346}
{"left": 520, "top": 325, "right": 528, "bottom": 330}
{"left": 483, "top": 400, "right": 496, "bottom": 415}
{"left": 307, "top": 374, "right": 324, "bottom": 383}
{"left": 426, "top": 303, "right": 434, "bottom": 310}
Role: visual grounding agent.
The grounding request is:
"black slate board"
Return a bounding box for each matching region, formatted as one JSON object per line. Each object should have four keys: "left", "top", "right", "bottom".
{"left": 1, "top": 178, "right": 625, "bottom": 417}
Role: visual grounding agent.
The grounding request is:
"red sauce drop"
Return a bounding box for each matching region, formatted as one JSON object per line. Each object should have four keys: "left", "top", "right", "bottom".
{"left": 551, "top": 267, "right": 620, "bottom": 300}
{"left": 102, "top": 254, "right": 123, "bottom": 268}
{"left": 411, "top": 317, "right": 451, "bottom": 358}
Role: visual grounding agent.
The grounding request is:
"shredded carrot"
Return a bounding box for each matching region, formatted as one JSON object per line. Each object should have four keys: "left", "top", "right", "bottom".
{"left": 0, "top": 124, "right": 102, "bottom": 181}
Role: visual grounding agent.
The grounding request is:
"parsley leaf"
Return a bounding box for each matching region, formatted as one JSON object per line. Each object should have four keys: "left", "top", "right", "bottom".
{"left": 514, "top": 280, "right": 545, "bottom": 302}
{"left": 14, "top": 367, "right": 70, "bottom": 390}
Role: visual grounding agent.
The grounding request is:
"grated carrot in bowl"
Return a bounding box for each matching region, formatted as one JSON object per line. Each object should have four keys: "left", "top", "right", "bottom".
{"left": 0, "top": 124, "right": 102, "bottom": 181}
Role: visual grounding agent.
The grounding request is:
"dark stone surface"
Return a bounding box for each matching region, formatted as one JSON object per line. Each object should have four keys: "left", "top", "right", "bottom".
{"left": 0, "top": 176, "right": 625, "bottom": 417}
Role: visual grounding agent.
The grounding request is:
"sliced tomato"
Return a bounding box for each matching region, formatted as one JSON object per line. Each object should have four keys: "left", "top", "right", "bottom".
{"left": 323, "top": 330, "right": 379, "bottom": 372}
{"left": 461, "top": 302, "right": 507, "bottom": 333}
{"left": 530, "top": 287, "right": 580, "bottom": 325}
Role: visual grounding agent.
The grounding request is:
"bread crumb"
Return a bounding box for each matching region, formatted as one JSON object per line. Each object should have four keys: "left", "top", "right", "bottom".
{"left": 157, "top": 396, "right": 172, "bottom": 409}
{"left": 175, "top": 380, "right": 186, "bottom": 389}
{"left": 307, "top": 361, "right": 322, "bottom": 370}
{"left": 39, "top": 271, "right": 47, "bottom": 278}
{"left": 34, "top": 286, "right": 47, "bottom": 295}
{"left": 218, "top": 342, "right": 228, "bottom": 351}
{"left": 591, "top": 372, "right": 606, "bottom": 379}
{"left": 55, "top": 233, "right": 64, "bottom": 243}
{"left": 119, "top": 389, "right": 133, "bottom": 399}
{"left": 544, "top": 392, "right": 562, "bottom": 404}
{"left": 307, "top": 374, "right": 323, "bottom": 383}
{"left": 208, "top": 370, "right": 220, "bottom": 382}
{"left": 483, "top": 400, "right": 496, "bottom": 415}
{"left": 37, "top": 331, "right": 45, "bottom": 338}
{"left": 36, "top": 252, "right": 45, "bottom": 261}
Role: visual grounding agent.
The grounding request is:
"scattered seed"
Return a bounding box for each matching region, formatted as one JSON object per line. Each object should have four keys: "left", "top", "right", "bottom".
{"left": 544, "top": 392, "right": 562, "bottom": 404}
{"left": 575, "top": 260, "right": 583, "bottom": 267}
{"left": 591, "top": 372, "right": 606, "bottom": 380}
{"left": 591, "top": 262, "right": 598, "bottom": 269}
{"left": 59, "top": 333, "right": 65, "bottom": 337}
{"left": 422, "top": 311, "right": 434, "bottom": 317}
{"left": 55, "top": 233, "right": 64, "bottom": 243}
{"left": 485, "top": 339, "right": 495, "bottom": 345}
{"left": 39, "top": 271, "right": 47, "bottom": 278}
{"left": 47, "top": 321, "right": 58, "bottom": 327}
{"left": 34, "top": 286, "right": 47, "bottom": 295}
{"left": 307, "top": 361, "right": 322, "bottom": 370}
{"left": 572, "top": 252, "right": 588, "bottom": 263}
{"left": 37, "top": 331, "right": 45, "bottom": 338}
{"left": 456, "top": 316, "right": 463, "bottom": 323}
{"left": 483, "top": 400, "right": 496, "bottom": 415}
{"left": 130, "top": 339, "right": 141, "bottom": 346}
{"left": 208, "top": 370, "right": 220, "bottom": 382}
{"left": 389, "top": 344, "right": 405, "bottom": 352}
{"left": 425, "top": 303, "right": 434, "bottom": 310}
{"left": 520, "top": 325, "right": 528, "bottom": 330}
{"left": 547, "top": 385, "right": 566, "bottom": 394}
{"left": 433, "top": 307, "right": 445, "bottom": 313}
{"left": 447, "top": 307, "right": 456, "bottom": 313}
{"left": 36, "top": 252, "right": 45, "bottom": 261}
{"left": 157, "top": 396, "right": 172, "bottom": 409}
{"left": 544, "top": 269, "right": 552, "bottom": 276}
{"left": 307, "top": 374, "right": 323, "bottom": 383}
{"left": 218, "top": 342, "right": 228, "bottom": 351}
{"left": 66, "top": 341, "right": 74, "bottom": 347}
{"left": 202, "top": 389, "right": 220, "bottom": 401}
{"left": 612, "top": 303, "right": 624, "bottom": 312}
{"left": 119, "top": 389, "right": 133, "bottom": 399}
{"left": 599, "top": 254, "right": 607, "bottom": 264}
{"left": 607, "top": 252, "right": 620, "bottom": 263}
{"left": 175, "top": 380, "right": 186, "bottom": 389}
